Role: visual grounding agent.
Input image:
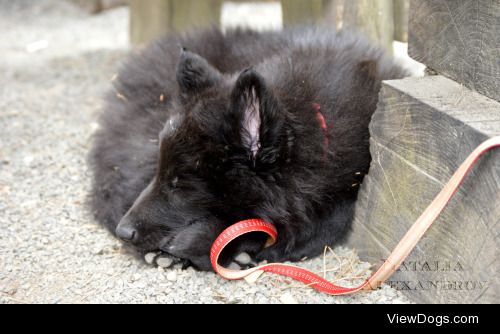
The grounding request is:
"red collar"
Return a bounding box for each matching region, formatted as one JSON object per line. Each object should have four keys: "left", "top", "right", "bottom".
{"left": 313, "top": 103, "right": 329, "bottom": 160}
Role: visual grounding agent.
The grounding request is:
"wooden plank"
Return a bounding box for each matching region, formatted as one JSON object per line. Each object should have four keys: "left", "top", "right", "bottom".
{"left": 348, "top": 76, "right": 500, "bottom": 303}
{"left": 130, "top": 0, "right": 223, "bottom": 45}
{"left": 408, "top": 0, "right": 500, "bottom": 102}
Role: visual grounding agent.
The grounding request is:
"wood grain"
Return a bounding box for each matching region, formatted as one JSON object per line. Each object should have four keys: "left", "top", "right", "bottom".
{"left": 281, "top": 0, "right": 330, "bottom": 26}
{"left": 130, "top": 0, "right": 223, "bottom": 45}
{"left": 393, "top": 0, "right": 409, "bottom": 42}
{"left": 343, "top": 0, "right": 395, "bottom": 52}
{"left": 130, "top": 0, "right": 396, "bottom": 52}
{"left": 348, "top": 76, "right": 500, "bottom": 303}
{"left": 408, "top": 0, "right": 500, "bottom": 102}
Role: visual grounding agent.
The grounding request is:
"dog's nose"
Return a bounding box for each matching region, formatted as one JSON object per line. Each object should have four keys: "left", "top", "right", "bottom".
{"left": 116, "top": 220, "right": 138, "bottom": 242}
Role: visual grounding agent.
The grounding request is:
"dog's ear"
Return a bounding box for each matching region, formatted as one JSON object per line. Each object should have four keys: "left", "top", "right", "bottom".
{"left": 228, "top": 69, "right": 283, "bottom": 162}
{"left": 177, "top": 49, "right": 222, "bottom": 95}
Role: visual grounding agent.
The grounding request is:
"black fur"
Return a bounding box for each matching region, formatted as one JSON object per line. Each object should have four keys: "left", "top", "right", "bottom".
{"left": 88, "top": 27, "right": 408, "bottom": 270}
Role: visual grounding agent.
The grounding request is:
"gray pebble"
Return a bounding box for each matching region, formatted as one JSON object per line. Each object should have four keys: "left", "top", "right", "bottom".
{"left": 156, "top": 256, "right": 173, "bottom": 268}
{"left": 227, "top": 262, "right": 241, "bottom": 270}
{"left": 280, "top": 292, "right": 298, "bottom": 304}
{"left": 144, "top": 252, "right": 157, "bottom": 265}
{"left": 166, "top": 271, "right": 177, "bottom": 282}
{"left": 234, "top": 252, "right": 252, "bottom": 265}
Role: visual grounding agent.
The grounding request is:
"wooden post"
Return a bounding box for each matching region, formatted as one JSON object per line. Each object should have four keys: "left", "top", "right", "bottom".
{"left": 281, "top": 0, "right": 340, "bottom": 28}
{"left": 348, "top": 76, "right": 500, "bottom": 303}
{"left": 70, "top": 0, "right": 102, "bottom": 13}
{"left": 393, "top": 0, "right": 409, "bottom": 42}
{"left": 342, "top": 0, "right": 394, "bottom": 52}
{"left": 281, "top": 0, "right": 395, "bottom": 51}
{"left": 130, "top": 0, "right": 223, "bottom": 45}
{"left": 130, "top": 0, "right": 171, "bottom": 45}
{"left": 408, "top": 0, "right": 500, "bottom": 102}
{"left": 281, "top": 0, "right": 327, "bottom": 25}
{"left": 70, "top": 0, "right": 126, "bottom": 13}
{"left": 130, "top": 0, "right": 396, "bottom": 51}
{"left": 348, "top": 0, "right": 500, "bottom": 303}
{"left": 169, "top": 0, "right": 223, "bottom": 32}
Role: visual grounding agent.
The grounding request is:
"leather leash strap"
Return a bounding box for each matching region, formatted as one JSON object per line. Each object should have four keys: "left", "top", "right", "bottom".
{"left": 210, "top": 136, "right": 500, "bottom": 295}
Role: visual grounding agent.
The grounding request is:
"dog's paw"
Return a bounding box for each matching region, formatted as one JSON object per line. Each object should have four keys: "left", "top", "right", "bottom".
{"left": 144, "top": 252, "right": 186, "bottom": 269}
{"left": 254, "top": 244, "right": 301, "bottom": 263}
{"left": 144, "top": 251, "right": 258, "bottom": 271}
{"left": 230, "top": 252, "right": 258, "bottom": 269}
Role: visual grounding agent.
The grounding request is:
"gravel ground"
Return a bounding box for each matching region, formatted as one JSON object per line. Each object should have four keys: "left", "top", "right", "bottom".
{"left": 0, "top": 0, "right": 411, "bottom": 304}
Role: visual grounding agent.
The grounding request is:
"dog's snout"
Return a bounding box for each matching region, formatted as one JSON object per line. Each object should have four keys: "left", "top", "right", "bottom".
{"left": 116, "top": 218, "right": 138, "bottom": 242}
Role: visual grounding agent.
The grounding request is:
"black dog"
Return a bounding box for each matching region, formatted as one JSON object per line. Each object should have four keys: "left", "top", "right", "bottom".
{"left": 89, "top": 27, "right": 408, "bottom": 270}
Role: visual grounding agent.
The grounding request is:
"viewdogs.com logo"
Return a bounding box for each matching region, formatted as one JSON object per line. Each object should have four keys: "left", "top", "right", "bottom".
{"left": 385, "top": 260, "right": 488, "bottom": 291}
{"left": 387, "top": 313, "right": 479, "bottom": 326}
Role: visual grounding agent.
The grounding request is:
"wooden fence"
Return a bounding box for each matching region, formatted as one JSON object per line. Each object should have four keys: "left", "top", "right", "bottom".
{"left": 129, "top": 0, "right": 410, "bottom": 51}
{"left": 348, "top": 0, "right": 499, "bottom": 303}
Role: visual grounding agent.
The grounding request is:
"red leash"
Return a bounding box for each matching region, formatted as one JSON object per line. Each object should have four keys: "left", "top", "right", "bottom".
{"left": 211, "top": 136, "right": 500, "bottom": 295}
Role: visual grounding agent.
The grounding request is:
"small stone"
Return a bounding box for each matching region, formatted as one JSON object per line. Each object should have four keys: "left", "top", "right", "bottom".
{"left": 280, "top": 292, "right": 298, "bottom": 304}
{"left": 234, "top": 252, "right": 251, "bottom": 265}
{"left": 228, "top": 262, "right": 241, "bottom": 270}
{"left": 115, "top": 279, "right": 124, "bottom": 290}
{"left": 132, "top": 273, "right": 142, "bottom": 281}
{"left": 166, "top": 271, "right": 177, "bottom": 282}
{"left": 134, "top": 281, "right": 146, "bottom": 289}
{"left": 173, "top": 263, "right": 184, "bottom": 270}
{"left": 144, "top": 252, "right": 157, "bottom": 265}
{"left": 23, "top": 156, "right": 34, "bottom": 166}
{"left": 156, "top": 256, "right": 173, "bottom": 268}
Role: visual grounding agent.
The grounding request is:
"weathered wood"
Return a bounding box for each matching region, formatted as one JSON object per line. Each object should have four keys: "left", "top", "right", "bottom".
{"left": 101, "top": 0, "right": 127, "bottom": 10}
{"left": 323, "top": 0, "right": 339, "bottom": 29}
{"left": 70, "top": 0, "right": 102, "bottom": 13}
{"left": 342, "top": 0, "right": 394, "bottom": 52}
{"left": 130, "top": 0, "right": 171, "bottom": 45}
{"left": 130, "top": 0, "right": 223, "bottom": 45}
{"left": 130, "top": 0, "right": 397, "bottom": 50}
{"left": 69, "top": 0, "right": 126, "bottom": 13}
{"left": 282, "top": 0, "right": 395, "bottom": 52}
{"left": 348, "top": 76, "right": 500, "bottom": 303}
{"left": 281, "top": 0, "right": 328, "bottom": 26}
{"left": 393, "top": 0, "right": 409, "bottom": 42}
{"left": 408, "top": 0, "right": 500, "bottom": 102}
{"left": 169, "top": 0, "right": 223, "bottom": 32}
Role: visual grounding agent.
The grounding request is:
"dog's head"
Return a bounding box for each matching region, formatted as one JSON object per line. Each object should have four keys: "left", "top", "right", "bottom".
{"left": 115, "top": 50, "right": 288, "bottom": 270}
